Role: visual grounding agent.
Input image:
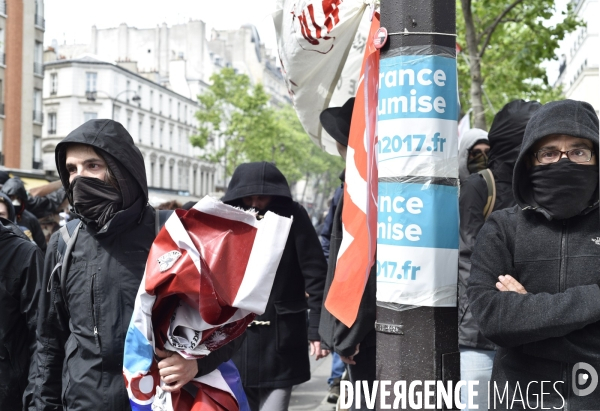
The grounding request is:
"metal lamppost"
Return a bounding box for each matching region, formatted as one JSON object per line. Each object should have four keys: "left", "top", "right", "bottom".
{"left": 271, "top": 143, "right": 285, "bottom": 165}
{"left": 86, "top": 89, "right": 141, "bottom": 120}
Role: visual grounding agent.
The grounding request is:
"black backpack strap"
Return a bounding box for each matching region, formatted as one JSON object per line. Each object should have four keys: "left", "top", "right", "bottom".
{"left": 155, "top": 209, "right": 174, "bottom": 236}
{"left": 47, "top": 219, "right": 82, "bottom": 310}
{"left": 478, "top": 168, "right": 497, "bottom": 219}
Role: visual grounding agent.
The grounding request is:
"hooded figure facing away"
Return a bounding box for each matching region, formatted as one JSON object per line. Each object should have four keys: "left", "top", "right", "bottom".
{"left": 29, "top": 120, "right": 240, "bottom": 411}
{"left": 458, "top": 100, "right": 541, "bottom": 410}
{"left": 468, "top": 100, "right": 600, "bottom": 410}
{"left": 1, "top": 177, "right": 47, "bottom": 251}
{"left": 0, "top": 216, "right": 44, "bottom": 409}
{"left": 223, "top": 162, "right": 328, "bottom": 411}
{"left": 458, "top": 128, "right": 489, "bottom": 185}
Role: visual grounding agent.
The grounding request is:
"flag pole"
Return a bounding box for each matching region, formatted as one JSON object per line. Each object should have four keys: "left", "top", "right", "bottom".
{"left": 376, "top": 1, "right": 460, "bottom": 409}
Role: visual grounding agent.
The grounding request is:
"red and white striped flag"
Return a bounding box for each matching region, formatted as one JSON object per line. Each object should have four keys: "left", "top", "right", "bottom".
{"left": 325, "top": 13, "right": 380, "bottom": 327}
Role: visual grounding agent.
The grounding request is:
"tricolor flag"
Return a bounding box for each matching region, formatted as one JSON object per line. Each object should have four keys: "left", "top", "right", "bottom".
{"left": 123, "top": 196, "right": 292, "bottom": 410}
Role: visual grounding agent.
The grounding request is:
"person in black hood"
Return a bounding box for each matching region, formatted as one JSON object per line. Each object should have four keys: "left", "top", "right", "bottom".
{"left": 0, "top": 215, "right": 44, "bottom": 410}
{"left": 0, "top": 170, "right": 9, "bottom": 189}
{"left": 0, "top": 192, "right": 16, "bottom": 222}
{"left": 29, "top": 119, "right": 241, "bottom": 411}
{"left": 224, "top": 161, "right": 328, "bottom": 411}
{"left": 467, "top": 100, "right": 600, "bottom": 410}
{"left": 457, "top": 100, "right": 541, "bottom": 409}
{"left": 1, "top": 177, "right": 47, "bottom": 251}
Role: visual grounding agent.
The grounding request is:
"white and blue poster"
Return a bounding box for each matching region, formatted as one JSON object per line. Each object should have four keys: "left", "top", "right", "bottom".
{"left": 377, "top": 54, "right": 459, "bottom": 307}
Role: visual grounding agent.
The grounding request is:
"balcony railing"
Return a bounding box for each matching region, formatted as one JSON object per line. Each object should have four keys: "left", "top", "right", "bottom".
{"left": 34, "top": 14, "right": 45, "bottom": 29}
{"left": 32, "top": 160, "right": 42, "bottom": 170}
{"left": 33, "top": 110, "right": 43, "bottom": 123}
{"left": 0, "top": 53, "right": 5, "bottom": 66}
{"left": 0, "top": 1, "right": 6, "bottom": 15}
{"left": 48, "top": 128, "right": 56, "bottom": 135}
{"left": 0, "top": 103, "right": 4, "bottom": 116}
{"left": 34, "top": 62, "right": 43, "bottom": 76}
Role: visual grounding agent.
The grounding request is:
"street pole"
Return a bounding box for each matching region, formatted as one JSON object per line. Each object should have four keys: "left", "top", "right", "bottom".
{"left": 376, "top": 1, "right": 459, "bottom": 409}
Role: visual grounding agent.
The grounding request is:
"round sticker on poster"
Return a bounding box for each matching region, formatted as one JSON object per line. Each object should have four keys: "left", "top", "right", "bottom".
{"left": 374, "top": 27, "right": 388, "bottom": 49}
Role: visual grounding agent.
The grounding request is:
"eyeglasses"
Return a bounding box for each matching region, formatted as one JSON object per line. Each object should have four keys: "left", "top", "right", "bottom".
{"left": 532, "top": 148, "right": 593, "bottom": 164}
{"left": 469, "top": 148, "right": 490, "bottom": 157}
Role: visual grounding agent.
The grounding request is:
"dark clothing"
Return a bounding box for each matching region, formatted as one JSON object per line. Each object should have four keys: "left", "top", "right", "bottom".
{"left": 320, "top": 182, "right": 343, "bottom": 261}
{"left": 30, "top": 120, "right": 155, "bottom": 411}
{"left": 0, "top": 218, "right": 44, "bottom": 409}
{"left": 467, "top": 100, "right": 600, "bottom": 410}
{"left": 20, "top": 209, "right": 47, "bottom": 252}
{"left": 225, "top": 162, "right": 327, "bottom": 389}
{"left": 318, "top": 194, "right": 376, "bottom": 358}
{"left": 1, "top": 178, "right": 47, "bottom": 251}
{"left": 458, "top": 100, "right": 541, "bottom": 350}
{"left": 346, "top": 344, "right": 376, "bottom": 411}
{"left": 28, "top": 188, "right": 67, "bottom": 218}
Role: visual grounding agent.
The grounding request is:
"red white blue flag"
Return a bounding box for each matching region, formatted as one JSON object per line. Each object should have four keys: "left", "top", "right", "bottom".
{"left": 123, "top": 197, "right": 292, "bottom": 410}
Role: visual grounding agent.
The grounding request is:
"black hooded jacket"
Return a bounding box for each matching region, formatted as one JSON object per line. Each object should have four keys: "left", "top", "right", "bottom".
{"left": 467, "top": 100, "right": 600, "bottom": 410}
{"left": 0, "top": 192, "right": 17, "bottom": 223}
{"left": 0, "top": 218, "right": 44, "bottom": 409}
{"left": 1, "top": 178, "right": 47, "bottom": 251}
{"left": 458, "top": 100, "right": 541, "bottom": 350}
{"left": 29, "top": 120, "right": 157, "bottom": 411}
{"left": 224, "top": 162, "right": 327, "bottom": 388}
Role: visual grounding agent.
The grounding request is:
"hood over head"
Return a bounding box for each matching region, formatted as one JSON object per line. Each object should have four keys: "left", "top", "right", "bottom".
{"left": 222, "top": 162, "right": 292, "bottom": 204}
{"left": 487, "top": 100, "right": 542, "bottom": 183}
{"left": 0, "top": 177, "right": 27, "bottom": 215}
{"left": 0, "top": 192, "right": 16, "bottom": 223}
{"left": 55, "top": 119, "right": 148, "bottom": 210}
{"left": 513, "top": 99, "right": 599, "bottom": 209}
{"left": 458, "top": 128, "right": 488, "bottom": 183}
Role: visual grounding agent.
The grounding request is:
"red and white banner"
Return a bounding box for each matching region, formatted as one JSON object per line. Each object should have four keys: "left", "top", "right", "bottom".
{"left": 123, "top": 197, "right": 292, "bottom": 410}
{"left": 325, "top": 14, "right": 380, "bottom": 327}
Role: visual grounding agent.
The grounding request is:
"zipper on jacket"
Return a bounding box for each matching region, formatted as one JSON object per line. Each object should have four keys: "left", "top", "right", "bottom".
{"left": 91, "top": 271, "right": 100, "bottom": 348}
{"left": 559, "top": 221, "right": 567, "bottom": 292}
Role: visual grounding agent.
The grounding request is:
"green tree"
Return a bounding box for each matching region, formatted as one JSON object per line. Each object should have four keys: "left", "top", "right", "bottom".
{"left": 458, "top": 0, "right": 582, "bottom": 129}
{"left": 191, "top": 68, "right": 344, "bottom": 199}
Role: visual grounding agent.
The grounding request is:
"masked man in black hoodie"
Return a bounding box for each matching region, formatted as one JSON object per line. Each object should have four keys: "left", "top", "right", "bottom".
{"left": 467, "top": 100, "right": 600, "bottom": 410}
{"left": 0, "top": 211, "right": 44, "bottom": 409}
{"left": 29, "top": 119, "right": 242, "bottom": 411}
{"left": 223, "top": 161, "right": 328, "bottom": 411}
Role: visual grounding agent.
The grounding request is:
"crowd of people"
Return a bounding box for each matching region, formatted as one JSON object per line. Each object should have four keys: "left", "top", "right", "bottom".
{"left": 0, "top": 97, "right": 598, "bottom": 411}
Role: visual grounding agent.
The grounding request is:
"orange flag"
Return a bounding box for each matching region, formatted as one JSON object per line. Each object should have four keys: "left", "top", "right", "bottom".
{"left": 325, "top": 13, "right": 380, "bottom": 327}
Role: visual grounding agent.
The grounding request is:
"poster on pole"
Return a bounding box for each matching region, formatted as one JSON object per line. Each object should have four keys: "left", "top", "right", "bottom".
{"left": 376, "top": 52, "right": 459, "bottom": 307}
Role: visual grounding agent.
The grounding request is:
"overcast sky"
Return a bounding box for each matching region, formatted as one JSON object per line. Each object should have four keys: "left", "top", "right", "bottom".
{"left": 44, "top": 0, "right": 278, "bottom": 53}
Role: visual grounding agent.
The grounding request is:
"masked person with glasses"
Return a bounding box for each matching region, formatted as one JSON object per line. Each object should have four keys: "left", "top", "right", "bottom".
{"left": 467, "top": 100, "right": 600, "bottom": 410}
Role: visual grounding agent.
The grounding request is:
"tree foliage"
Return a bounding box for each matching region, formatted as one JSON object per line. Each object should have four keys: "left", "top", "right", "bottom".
{"left": 458, "top": 0, "right": 583, "bottom": 129}
{"left": 191, "top": 67, "right": 344, "bottom": 196}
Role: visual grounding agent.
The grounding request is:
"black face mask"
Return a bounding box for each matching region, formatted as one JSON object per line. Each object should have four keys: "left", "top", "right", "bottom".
{"left": 528, "top": 159, "right": 599, "bottom": 220}
{"left": 467, "top": 153, "right": 488, "bottom": 174}
{"left": 70, "top": 177, "right": 123, "bottom": 227}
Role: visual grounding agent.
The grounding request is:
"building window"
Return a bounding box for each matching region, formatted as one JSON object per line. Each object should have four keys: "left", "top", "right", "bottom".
{"left": 159, "top": 126, "right": 164, "bottom": 148}
{"left": 150, "top": 124, "right": 155, "bottom": 146}
{"left": 177, "top": 102, "right": 181, "bottom": 121}
{"left": 160, "top": 163, "right": 164, "bottom": 187}
{"left": 169, "top": 128, "right": 173, "bottom": 151}
{"left": 32, "top": 136, "right": 42, "bottom": 169}
{"left": 34, "top": 41, "right": 43, "bottom": 75}
{"left": 150, "top": 90, "right": 154, "bottom": 111}
{"left": 86, "top": 72, "right": 97, "bottom": 92}
{"left": 83, "top": 112, "right": 98, "bottom": 123}
{"left": 48, "top": 113, "right": 57, "bottom": 134}
{"left": 50, "top": 73, "right": 58, "bottom": 95}
{"left": 159, "top": 94, "right": 163, "bottom": 114}
{"left": 137, "top": 85, "right": 142, "bottom": 104}
{"left": 169, "top": 165, "right": 174, "bottom": 189}
{"left": 138, "top": 120, "right": 142, "bottom": 143}
{"left": 150, "top": 162, "right": 155, "bottom": 186}
{"left": 33, "top": 89, "right": 42, "bottom": 123}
